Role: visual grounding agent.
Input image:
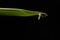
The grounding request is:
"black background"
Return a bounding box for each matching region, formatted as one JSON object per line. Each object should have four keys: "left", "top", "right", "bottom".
{"left": 0, "top": 0, "right": 53, "bottom": 40}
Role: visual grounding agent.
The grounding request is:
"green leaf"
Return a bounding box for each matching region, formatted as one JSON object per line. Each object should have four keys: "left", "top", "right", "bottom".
{"left": 0, "top": 8, "right": 48, "bottom": 17}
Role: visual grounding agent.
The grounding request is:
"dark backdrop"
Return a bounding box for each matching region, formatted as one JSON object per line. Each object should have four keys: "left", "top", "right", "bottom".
{"left": 0, "top": 0, "right": 49, "bottom": 40}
